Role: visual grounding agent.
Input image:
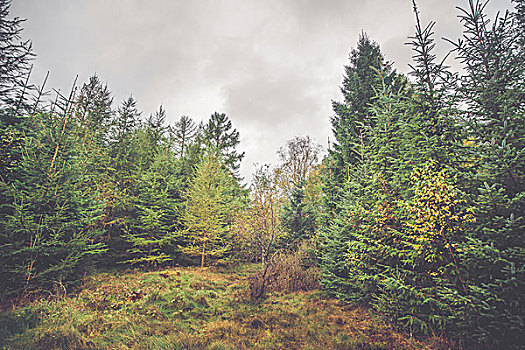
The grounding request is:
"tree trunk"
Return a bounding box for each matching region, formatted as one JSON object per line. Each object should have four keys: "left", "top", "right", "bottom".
{"left": 201, "top": 241, "right": 205, "bottom": 268}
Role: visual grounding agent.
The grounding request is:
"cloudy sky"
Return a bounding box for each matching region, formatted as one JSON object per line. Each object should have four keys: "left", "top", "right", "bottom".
{"left": 11, "top": 0, "right": 513, "bottom": 182}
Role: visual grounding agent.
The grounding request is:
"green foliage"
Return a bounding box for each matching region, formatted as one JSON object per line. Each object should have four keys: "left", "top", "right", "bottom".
{"left": 112, "top": 96, "right": 141, "bottom": 146}
{"left": 123, "top": 151, "right": 182, "bottom": 267}
{"left": 319, "top": 1, "right": 524, "bottom": 348}
{"left": 74, "top": 75, "right": 113, "bottom": 126}
{"left": 1, "top": 1, "right": 522, "bottom": 348}
{"left": 0, "top": 106, "right": 106, "bottom": 296}
{"left": 0, "top": 0, "right": 34, "bottom": 110}
{"left": 203, "top": 112, "right": 245, "bottom": 176}
{"left": 448, "top": 1, "right": 525, "bottom": 345}
{"left": 328, "top": 33, "right": 406, "bottom": 200}
{"left": 171, "top": 115, "right": 198, "bottom": 158}
{"left": 181, "top": 154, "right": 237, "bottom": 267}
{"left": 0, "top": 0, "right": 34, "bottom": 182}
{"left": 280, "top": 181, "right": 316, "bottom": 250}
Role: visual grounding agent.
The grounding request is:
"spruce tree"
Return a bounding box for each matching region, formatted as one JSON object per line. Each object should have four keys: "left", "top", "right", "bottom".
{"left": 107, "top": 96, "right": 142, "bottom": 197}
{"left": 319, "top": 33, "right": 406, "bottom": 301}
{"left": 0, "top": 0, "right": 34, "bottom": 112}
{"left": 124, "top": 151, "right": 181, "bottom": 268}
{"left": 0, "top": 96, "right": 106, "bottom": 295}
{"left": 72, "top": 75, "right": 114, "bottom": 193}
{"left": 329, "top": 33, "right": 404, "bottom": 192}
{"left": 0, "top": 0, "right": 34, "bottom": 183}
{"left": 113, "top": 96, "right": 141, "bottom": 144}
{"left": 448, "top": 0, "right": 525, "bottom": 345}
{"left": 146, "top": 105, "right": 167, "bottom": 146}
{"left": 74, "top": 75, "right": 113, "bottom": 126}
{"left": 319, "top": 1, "right": 524, "bottom": 347}
{"left": 280, "top": 181, "right": 315, "bottom": 250}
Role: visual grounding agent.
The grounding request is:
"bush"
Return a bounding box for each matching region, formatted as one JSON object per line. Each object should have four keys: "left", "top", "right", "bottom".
{"left": 249, "top": 240, "right": 319, "bottom": 301}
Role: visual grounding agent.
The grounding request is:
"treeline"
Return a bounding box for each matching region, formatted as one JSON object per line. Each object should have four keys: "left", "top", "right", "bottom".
{"left": 0, "top": 0, "right": 323, "bottom": 301}
{"left": 319, "top": 1, "right": 524, "bottom": 348}
{"left": 0, "top": 0, "right": 252, "bottom": 294}
{"left": 0, "top": 69, "right": 250, "bottom": 288}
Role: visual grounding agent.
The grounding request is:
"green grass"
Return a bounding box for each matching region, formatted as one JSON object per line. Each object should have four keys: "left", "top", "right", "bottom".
{"left": 0, "top": 265, "right": 451, "bottom": 349}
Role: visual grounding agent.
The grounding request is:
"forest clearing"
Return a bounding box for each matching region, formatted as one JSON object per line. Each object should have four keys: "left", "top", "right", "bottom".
{"left": 0, "top": 264, "right": 452, "bottom": 349}
{"left": 1, "top": 0, "right": 523, "bottom": 348}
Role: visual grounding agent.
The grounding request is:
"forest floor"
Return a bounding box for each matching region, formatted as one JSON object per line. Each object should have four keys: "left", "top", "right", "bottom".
{"left": 0, "top": 264, "right": 452, "bottom": 349}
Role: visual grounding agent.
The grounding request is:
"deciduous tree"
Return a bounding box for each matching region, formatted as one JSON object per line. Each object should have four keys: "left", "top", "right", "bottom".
{"left": 181, "top": 154, "right": 235, "bottom": 267}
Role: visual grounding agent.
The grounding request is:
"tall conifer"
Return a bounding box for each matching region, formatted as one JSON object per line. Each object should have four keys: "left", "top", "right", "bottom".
{"left": 203, "top": 112, "right": 245, "bottom": 176}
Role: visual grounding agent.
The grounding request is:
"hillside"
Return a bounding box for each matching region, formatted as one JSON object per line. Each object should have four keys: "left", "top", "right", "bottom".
{"left": 0, "top": 265, "right": 449, "bottom": 350}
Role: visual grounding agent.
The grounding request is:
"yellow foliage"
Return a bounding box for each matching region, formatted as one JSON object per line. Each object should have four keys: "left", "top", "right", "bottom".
{"left": 405, "top": 162, "right": 475, "bottom": 261}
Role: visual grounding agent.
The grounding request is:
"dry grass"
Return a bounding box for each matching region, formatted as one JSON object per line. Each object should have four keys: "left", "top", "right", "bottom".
{"left": 0, "top": 264, "right": 453, "bottom": 349}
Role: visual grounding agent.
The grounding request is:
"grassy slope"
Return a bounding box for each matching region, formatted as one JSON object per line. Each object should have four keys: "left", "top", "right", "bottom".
{"left": 0, "top": 265, "right": 450, "bottom": 350}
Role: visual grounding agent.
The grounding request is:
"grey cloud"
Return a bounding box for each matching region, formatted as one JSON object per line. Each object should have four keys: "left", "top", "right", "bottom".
{"left": 10, "top": 0, "right": 514, "bottom": 181}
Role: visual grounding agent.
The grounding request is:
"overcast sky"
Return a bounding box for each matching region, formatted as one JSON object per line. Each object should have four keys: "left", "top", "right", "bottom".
{"left": 11, "top": 0, "right": 514, "bottom": 182}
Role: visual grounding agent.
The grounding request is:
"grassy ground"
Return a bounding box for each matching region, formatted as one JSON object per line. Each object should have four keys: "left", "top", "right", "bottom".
{"left": 0, "top": 265, "right": 451, "bottom": 349}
